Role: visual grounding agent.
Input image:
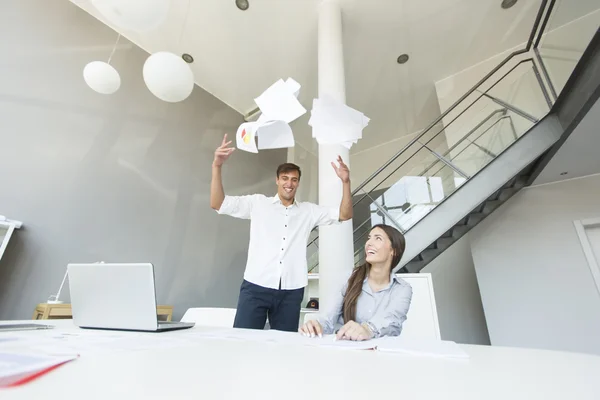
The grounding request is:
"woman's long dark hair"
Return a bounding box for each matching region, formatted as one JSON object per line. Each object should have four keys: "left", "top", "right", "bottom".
{"left": 342, "top": 224, "right": 406, "bottom": 323}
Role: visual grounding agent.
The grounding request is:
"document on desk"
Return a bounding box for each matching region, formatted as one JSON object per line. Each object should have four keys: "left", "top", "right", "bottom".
{"left": 21, "top": 331, "right": 191, "bottom": 357}
{"left": 0, "top": 352, "right": 77, "bottom": 387}
{"left": 302, "top": 335, "right": 378, "bottom": 351}
{"left": 375, "top": 337, "right": 470, "bottom": 359}
{"left": 182, "top": 328, "right": 378, "bottom": 350}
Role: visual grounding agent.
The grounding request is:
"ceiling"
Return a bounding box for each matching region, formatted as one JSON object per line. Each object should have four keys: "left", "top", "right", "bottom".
{"left": 69, "top": 0, "right": 599, "bottom": 155}
{"left": 534, "top": 97, "right": 600, "bottom": 186}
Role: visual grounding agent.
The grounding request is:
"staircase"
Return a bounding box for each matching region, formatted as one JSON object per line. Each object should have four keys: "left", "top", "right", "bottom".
{"left": 400, "top": 161, "right": 536, "bottom": 273}
{"left": 306, "top": 1, "right": 600, "bottom": 275}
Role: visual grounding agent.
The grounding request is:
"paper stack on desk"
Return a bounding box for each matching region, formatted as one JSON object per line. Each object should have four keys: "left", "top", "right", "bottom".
{"left": 0, "top": 352, "right": 77, "bottom": 387}
{"left": 308, "top": 95, "right": 370, "bottom": 149}
{"left": 236, "top": 78, "right": 306, "bottom": 153}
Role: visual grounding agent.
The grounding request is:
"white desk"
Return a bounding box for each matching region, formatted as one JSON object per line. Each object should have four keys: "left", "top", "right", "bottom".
{"left": 2, "top": 320, "right": 600, "bottom": 399}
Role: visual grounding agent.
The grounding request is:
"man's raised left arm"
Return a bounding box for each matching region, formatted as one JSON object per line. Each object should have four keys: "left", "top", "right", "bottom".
{"left": 332, "top": 155, "right": 353, "bottom": 222}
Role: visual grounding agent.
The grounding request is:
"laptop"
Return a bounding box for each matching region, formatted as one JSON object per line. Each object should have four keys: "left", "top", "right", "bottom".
{"left": 0, "top": 323, "right": 54, "bottom": 332}
{"left": 67, "top": 262, "right": 194, "bottom": 332}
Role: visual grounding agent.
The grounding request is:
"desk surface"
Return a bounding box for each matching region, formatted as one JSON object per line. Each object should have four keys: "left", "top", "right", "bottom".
{"left": 2, "top": 320, "right": 600, "bottom": 399}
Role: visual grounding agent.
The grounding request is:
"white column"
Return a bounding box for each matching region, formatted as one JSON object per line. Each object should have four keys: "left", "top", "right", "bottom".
{"left": 317, "top": 0, "right": 354, "bottom": 312}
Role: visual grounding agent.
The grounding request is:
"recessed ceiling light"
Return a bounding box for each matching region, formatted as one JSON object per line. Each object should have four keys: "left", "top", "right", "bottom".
{"left": 236, "top": 0, "right": 249, "bottom": 11}
{"left": 501, "top": 0, "right": 518, "bottom": 9}
{"left": 560, "top": 171, "right": 568, "bottom": 176}
{"left": 181, "top": 53, "right": 194, "bottom": 63}
{"left": 397, "top": 54, "right": 409, "bottom": 64}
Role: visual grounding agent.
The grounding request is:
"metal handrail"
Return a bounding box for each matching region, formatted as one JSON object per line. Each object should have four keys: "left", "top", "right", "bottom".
{"left": 425, "top": 115, "right": 515, "bottom": 182}
{"left": 352, "top": 57, "right": 538, "bottom": 209}
{"left": 351, "top": 49, "right": 527, "bottom": 198}
{"left": 421, "top": 109, "right": 507, "bottom": 174}
{"left": 415, "top": 110, "right": 508, "bottom": 183}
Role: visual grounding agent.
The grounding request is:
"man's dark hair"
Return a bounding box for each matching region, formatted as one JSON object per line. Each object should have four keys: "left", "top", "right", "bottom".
{"left": 276, "top": 163, "right": 301, "bottom": 179}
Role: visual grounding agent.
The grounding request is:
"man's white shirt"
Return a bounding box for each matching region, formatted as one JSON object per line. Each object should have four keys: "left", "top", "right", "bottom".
{"left": 217, "top": 194, "right": 340, "bottom": 290}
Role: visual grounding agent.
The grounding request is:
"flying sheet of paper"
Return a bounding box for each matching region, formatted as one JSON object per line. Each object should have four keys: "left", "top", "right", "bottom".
{"left": 257, "top": 120, "right": 295, "bottom": 150}
{"left": 310, "top": 96, "right": 368, "bottom": 141}
{"left": 236, "top": 77, "right": 305, "bottom": 153}
{"left": 236, "top": 122, "right": 258, "bottom": 153}
{"left": 284, "top": 77, "right": 301, "bottom": 98}
{"left": 254, "top": 78, "right": 306, "bottom": 124}
{"left": 309, "top": 95, "right": 370, "bottom": 149}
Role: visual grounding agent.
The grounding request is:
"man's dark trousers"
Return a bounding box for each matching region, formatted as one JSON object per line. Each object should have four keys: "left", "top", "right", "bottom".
{"left": 233, "top": 280, "right": 304, "bottom": 332}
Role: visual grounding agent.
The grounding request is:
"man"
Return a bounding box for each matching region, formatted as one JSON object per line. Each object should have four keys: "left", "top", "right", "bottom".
{"left": 211, "top": 134, "right": 353, "bottom": 332}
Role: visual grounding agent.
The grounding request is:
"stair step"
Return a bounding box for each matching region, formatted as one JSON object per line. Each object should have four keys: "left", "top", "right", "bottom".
{"left": 420, "top": 248, "right": 440, "bottom": 263}
{"left": 436, "top": 237, "right": 455, "bottom": 251}
{"left": 497, "top": 187, "right": 517, "bottom": 202}
{"left": 452, "top": 225, "right": 470, "bottom": 239}
{"left": 487, "top": 188, "right": 502, "bottom": 202}
{"left": 441, "top": 229, "right": 453, "bottom": 238}
{"left": 404, "top": 260, "right": 424, "bottom": 273}
{"left": 513, "top": 176, "right": 528, "bottom": 190}
{"left": 482, "top": 200, "right": 502, "bottom": 215}
{"left": 410, "top": 254, "right": 422, "bottom": 263}
{"left": 503, "top": 177, "right": 517, "bottom": 189}
{"left": 467, "top": 212, "right": 484, "bottom": 227}
{"left": 456, "top": 216, "right": 469, "bottom": 226}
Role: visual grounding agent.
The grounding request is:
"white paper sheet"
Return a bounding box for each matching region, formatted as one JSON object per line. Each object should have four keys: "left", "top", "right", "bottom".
{"left": 236, "top": 77, "right": 306, "bottom": 153}
{"left": 254, "top": 79, "right": 306, "bottom": 124}
{"left": 257, "top": 120, "right": 295, "bottom": 150}
{"left": 309, "top": 95, "right": 370, "bottom": 148}
{"left": 302, "top": 335, "right": 378, "bottom": 350}
{"left": 236, "top": 122, "right": 258, "bottom": 153}
{"left": 182, "top": 328, "right": 378, "bottom": 350}
{"left": 182, "top": 328, "right": 296, "bottom": 344}
{"left": 0, "top": 352, "right": 77, "bottom": 387}
{"left": 375, "top": 337, "right": 470, "bottom": 359}
{"left": 284, "top": 77, "right": 301, "bottom": 98}
{"left": 26, "top": 332, "right": 192, "bottom": 358}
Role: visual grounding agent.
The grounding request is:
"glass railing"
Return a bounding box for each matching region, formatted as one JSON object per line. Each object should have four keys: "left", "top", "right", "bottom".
{"left": 307, "top": 0, "right": 599, "bottom": 273}
{"left": 536, "top": 0, "right": 600, "bottom": 99}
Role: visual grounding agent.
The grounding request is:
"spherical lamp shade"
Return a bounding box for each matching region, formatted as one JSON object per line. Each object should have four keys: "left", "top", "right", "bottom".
{"left": 91, "top": 0, "right": 170, "bottom": 32}
{"left": 83, "top": 61, "right": 121, "bottom": 94}
{"left": 143, "top": 52, "right": 194, "bottom": 103}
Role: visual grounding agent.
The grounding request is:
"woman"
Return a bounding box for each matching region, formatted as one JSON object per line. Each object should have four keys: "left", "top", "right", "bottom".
{"left": 299, "top": 224, "right": 412, "bottom": 341}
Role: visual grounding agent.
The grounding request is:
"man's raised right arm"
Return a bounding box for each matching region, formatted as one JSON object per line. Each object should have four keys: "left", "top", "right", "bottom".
{"left": 211, "top": 165, "right": 225, "bottom": 210}
{"left": 210, "top": 134, "right": 235, "bottom": 211}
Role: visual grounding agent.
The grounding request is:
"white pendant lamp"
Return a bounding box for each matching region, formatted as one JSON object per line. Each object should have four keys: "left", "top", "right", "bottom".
{"left": 83, "top": 61, "right": 121, "bottom": 94}
{"left": 143, "top": 52, "right": 194, "bottom": 103}
{"left": 83, "top": 34, "right": 122, "bottom": 95}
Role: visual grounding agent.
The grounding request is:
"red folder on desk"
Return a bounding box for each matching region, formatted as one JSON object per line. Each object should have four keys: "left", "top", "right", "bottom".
{"left": 0, "top": 352, "right": 78, "bottom": 388}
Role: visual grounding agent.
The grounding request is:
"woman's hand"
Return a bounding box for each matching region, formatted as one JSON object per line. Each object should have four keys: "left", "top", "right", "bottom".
{"left": 299, "top": 320, "right": 323, "bottom": 338}
{"left": 336, "top": 321, "right": 373, "bottom": 341}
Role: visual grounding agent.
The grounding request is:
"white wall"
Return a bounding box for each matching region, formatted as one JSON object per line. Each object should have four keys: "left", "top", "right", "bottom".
{"left": 471, "top": 174, "right": 600, "bottom": 355}
{"left": 422, "top": 235, "right": 490, "bottom": 345}
{"left": 0, "top": 0, "right": 286, "bottom": 321}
